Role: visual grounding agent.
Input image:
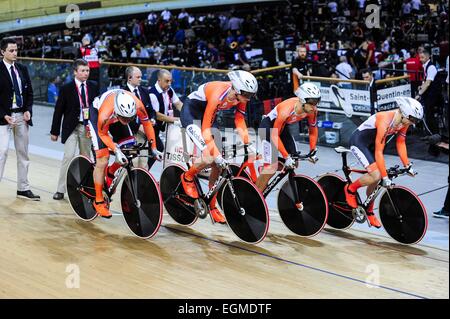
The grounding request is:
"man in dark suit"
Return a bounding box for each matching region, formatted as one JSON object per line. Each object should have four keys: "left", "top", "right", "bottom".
{"left": 50, "top": 59, "right": 99, "bottom": 200}
{"left": 122, "top": 66, "right": 156, "bottom": 168}
{"left": 0, "top": 38, "right": 40, "bottom": 200}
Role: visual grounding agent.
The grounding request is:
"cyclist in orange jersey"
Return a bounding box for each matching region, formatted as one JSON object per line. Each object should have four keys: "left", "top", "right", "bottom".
{"left": 88, "top": 89, "right": 162, "bottom": 218}
{"left": 344, "top": 97, "right": 424, "bottom": 228}
{"left": 180, "top": 70, "right": 258, "bottom": 224}
{"left": 255, "top": 82, "right": 321, "bottom": 192}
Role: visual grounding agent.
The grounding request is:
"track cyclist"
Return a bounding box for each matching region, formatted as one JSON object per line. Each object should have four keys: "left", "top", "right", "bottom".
{"left": 179, "top": 70, "right": 258, "bottom": 224}
{"left": 344, "top": 96, "right": 423, "bottom": 228}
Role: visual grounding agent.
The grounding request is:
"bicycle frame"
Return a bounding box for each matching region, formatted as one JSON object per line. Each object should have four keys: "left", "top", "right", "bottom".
{"left": 337, "top": 150, "right": 407, "bottom": 222}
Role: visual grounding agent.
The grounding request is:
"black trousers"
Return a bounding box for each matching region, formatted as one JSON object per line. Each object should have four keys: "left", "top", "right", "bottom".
{"left": 422, "top": 95, "right": 441, "bottom": 135}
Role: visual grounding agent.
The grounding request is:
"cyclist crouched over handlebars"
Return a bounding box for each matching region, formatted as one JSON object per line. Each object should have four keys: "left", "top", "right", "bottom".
{"left": 255, "top": 82, "right": 321, "bottom": 192}
{"left": 179, "top": 70, "right": 258, "bottom": 224}
{"left": 88, "top": 89, "right": 162, "bottom": 218}
{"left": 344, "top": 97, "right": 424, "bottom": 228}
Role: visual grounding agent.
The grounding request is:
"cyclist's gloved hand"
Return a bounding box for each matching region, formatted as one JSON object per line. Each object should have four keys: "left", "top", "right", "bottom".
{"left": 284, "top": 156, "right": 297, "bottom": 170}
{"left": 308, "top": 148, "right": 319, "bottom": 164}
{"left": 405, "top": 163, "right": 416, "bottom": 177}
{"left": 214, "top": 155, "right": 228, "bottom": 169}
{"left": 114, "top": 145, "right": 128, "bottom": 165}
{"left": 245, "top": 143, "right": 257, "bottom": 156}
{"left": 381, "top": 176, "right": 393, "bottom": 188}
{"left": 151, "top": 149, "right": 163, "bottom": 161}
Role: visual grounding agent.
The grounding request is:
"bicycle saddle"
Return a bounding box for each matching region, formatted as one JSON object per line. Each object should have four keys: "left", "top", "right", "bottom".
{"left": 334, "top": 146, "right": 352, "bottom": 153}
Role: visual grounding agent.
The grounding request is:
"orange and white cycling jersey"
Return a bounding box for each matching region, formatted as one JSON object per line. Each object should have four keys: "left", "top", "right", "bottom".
{"left": 186, "top": 81, "right": 249, "bottom": 157}
{"left": 353, "top": 110, "right": 409, "bottom": 177}
{"left": 95, "top": 89, "right": 156, "bottom": 153}
{"left": 265, "top": 97, "right": 318, "bottom": 158}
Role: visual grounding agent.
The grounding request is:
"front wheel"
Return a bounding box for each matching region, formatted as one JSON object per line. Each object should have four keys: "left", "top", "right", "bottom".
{"left": 66, "top": 155, "right": 97, "bottom": 221}
{"left": 277, "top": 175, "right": 328, "bottom": 237}
{"left": 317, "top": 174, "right": 355, "bottom": 230}
{"left": 379, "top": 186, "right": 427, "bottom": 244}
{"left": 121, "top": 168, "right": 163, "bottom": 239}
{"left": 221, "top": 177, "right": 269, "bottom": 244}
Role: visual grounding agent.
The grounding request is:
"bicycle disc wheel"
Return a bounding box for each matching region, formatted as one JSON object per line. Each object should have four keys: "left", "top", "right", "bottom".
{"left": 379, "top": 186, "right": 428, "bottom": 244}
{"left": 160, "top": 164, "right": 197, "bottom": 225}
{"left": 121, "top": 168, "right": 163, "bottom": 239}
{"left": 216, "top": 164, "right": 251, "bottom": 209}
{"left": 277, "top": 175, "right": 328, "bottom": 237}
{"left": 66, "top": 155, "right": 97, "bottom": 221}
{"left": 317, "top": 174, "right": 355, "bottom": 230}
{"left": 221, "top": 177, "right": 269, "bottom": 243}
{"left": 229, "top": 163, "right": 251, "bottom": 180}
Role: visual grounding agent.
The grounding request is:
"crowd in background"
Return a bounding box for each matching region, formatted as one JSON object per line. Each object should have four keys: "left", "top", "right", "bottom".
{"left": 8, "top": 0, "right": 448, "bottom": 74}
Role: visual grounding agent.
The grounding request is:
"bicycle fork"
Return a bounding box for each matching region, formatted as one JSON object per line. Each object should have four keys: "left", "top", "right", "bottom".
{"left": 288, "top": 172, "right": 304, "bottom": 211}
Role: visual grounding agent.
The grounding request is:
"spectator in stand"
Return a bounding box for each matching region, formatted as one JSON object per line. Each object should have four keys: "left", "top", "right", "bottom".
{"left": 335, "top": 56, "right": 354, "bottom": 88}
{"left": 291, "top": 45, "right": 311, "bottom": 92}
{"left": 178, "top": 8, "right": 189, "bottom": 20}
{"left": 47, "top": 76, "right": 61, "bottom": 104}
{"left": 147, "top": 10, "right": 158, "bottom": 25}
{"left": 405, "top": 47, "right": 423, "bottom": 97}
{"left": 78, "top": 36, "right": 100, "bottom": 83}
{"left": 411, "top": 0, "right": 422, "bottom": 14}
{"left": 402, "top": 0, "right": 412, "bottom": 17}
{"left": 161, "top": 8, "right": 172, "bottom": 22}
{"left": 228, "top": 14, "right": 242, "bottom": 34}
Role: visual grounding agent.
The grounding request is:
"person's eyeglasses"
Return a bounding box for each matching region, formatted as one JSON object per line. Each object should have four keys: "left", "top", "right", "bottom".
{"left": 117, "top": 115, "right": 136, "bottom": 123}
{"left": 305, "top": 98, "right": 321, "bottom": 106}
{"left": 407, "top": 116, "right": 420, "bottom": 124}
{"left": 238, "top": 91, "right": 255, "bottom": 100}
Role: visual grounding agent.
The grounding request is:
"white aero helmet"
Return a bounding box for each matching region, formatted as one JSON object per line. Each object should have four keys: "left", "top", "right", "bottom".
{"left": 396, "top": 96, "right": 423, "bottom": 123}
{"left": 227, "top": 70, "right": 258, "bottom": 98}
{"left": 114, "top": 90, "right": 137, "bottom": 118}
{"left": 295, "top": 82, "right": 321, "bottom": 105}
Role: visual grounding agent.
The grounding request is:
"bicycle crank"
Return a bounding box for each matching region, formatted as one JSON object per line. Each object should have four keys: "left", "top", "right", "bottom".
{"left": 194, "top": 199, "right": 208, "bottom": 219}
{"left": 352, "top": 207, "right": 367, "bottom": 224}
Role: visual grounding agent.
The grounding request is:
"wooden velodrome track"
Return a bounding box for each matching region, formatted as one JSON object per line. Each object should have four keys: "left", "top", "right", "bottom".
{"left": 0, "top": 150, "right": 448, "bottom": 299}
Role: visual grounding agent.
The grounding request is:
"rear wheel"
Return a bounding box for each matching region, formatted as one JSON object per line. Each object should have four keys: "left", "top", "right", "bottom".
{"left": 379, "top": 186, "right": 427, "bottom": 244}
{"left": 160, "top": 164, "right": 198, "bottom": 225}
{"left": 121, "top": 168, "right": 163, "bottom": 239}
{"left": 66, "top": 156, "right": 97, "bottom": 221}
{"left": 317, "top": 174, "right": 355, "bottom": 230}
{"left": 221, "top": 177, "right": 269, "bottom": 243}
{"left": 277, "top": 175, "right": 328, "bottom": 237}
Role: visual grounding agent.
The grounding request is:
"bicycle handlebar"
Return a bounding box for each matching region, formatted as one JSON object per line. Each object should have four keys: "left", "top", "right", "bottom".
{"left": 387, "top": 165, "right": 416, "bottom": 179}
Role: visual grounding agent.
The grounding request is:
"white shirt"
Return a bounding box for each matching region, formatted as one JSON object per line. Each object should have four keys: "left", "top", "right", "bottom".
{"left": 335, "top": 62, "right": 354, "bottom": 81}
{"left": 328, "top": 2, "right": 338, "bottom": 13}
{"left": 150, "top": 82, "right": 180, "bottom": 116}
{"left": 4, "top": 59, "right": 22, "bottom": 109}
{"left": 127, "top": 83, "right": 139, "bottom": 97}
{"left": 402, "top": 2, "right": 412, "bottom": 14}
{"left": 411, "top": 0, "right": 421, "bottom": 10}
{"left": 422, "top": 60, "right": 437, "bottom": 81}
{"left": 74, "top": 78, "right": 88, "bottom": 121}
{"left": 178, "top": 12, "right": 189, "bottom": 20}
{"left": 161, "top": 10, "right": 172, "bottom": 21}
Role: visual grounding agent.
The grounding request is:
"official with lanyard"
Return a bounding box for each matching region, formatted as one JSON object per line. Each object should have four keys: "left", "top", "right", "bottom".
{"left": 50, "top": 59, "right": 99, "bottom": 200}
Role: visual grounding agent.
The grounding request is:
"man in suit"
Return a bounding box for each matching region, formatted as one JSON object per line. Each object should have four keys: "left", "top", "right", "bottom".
{"left": 0, "top": 38, "right": 40, "bottom": 200}
{"left": 50, "top": 59, "right": 99, "bottom": 200}
{"left": 148, "top": 69, "right": 183, "bottom": 169}
{"left": 122, "top": 66, "right": 156, "bottom": 169}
